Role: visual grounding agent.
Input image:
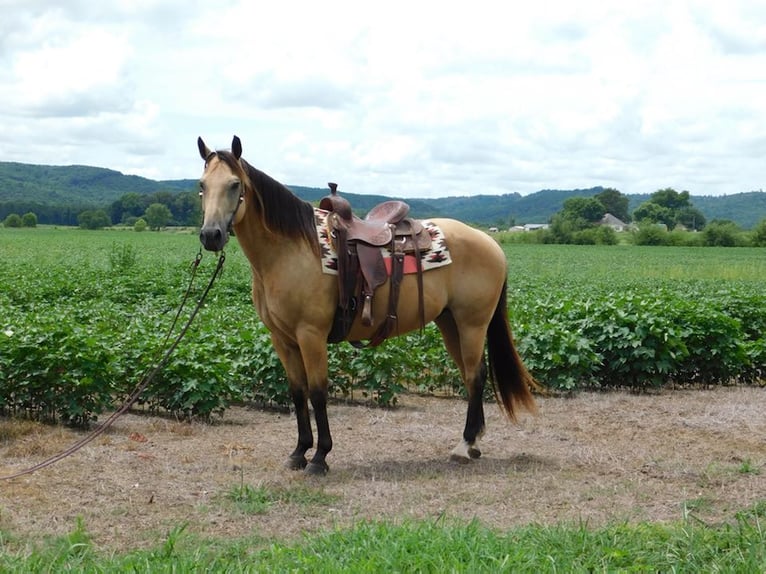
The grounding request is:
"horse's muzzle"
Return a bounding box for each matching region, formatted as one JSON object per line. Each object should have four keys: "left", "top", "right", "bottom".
{"left": 199, "top": 225, "right": 229, "bottom": 252}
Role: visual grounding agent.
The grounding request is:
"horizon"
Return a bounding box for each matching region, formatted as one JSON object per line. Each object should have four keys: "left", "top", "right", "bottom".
{"left": 1, "top": 159, "right": 763, "bottom": 200}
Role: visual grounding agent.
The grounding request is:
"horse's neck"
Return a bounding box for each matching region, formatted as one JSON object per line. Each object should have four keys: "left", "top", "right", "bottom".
{"left": 232, "top": 216, "right": 311, "bottom": 276}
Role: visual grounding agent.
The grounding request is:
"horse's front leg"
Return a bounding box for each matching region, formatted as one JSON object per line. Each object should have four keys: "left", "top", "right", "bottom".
{"left": 270, "top": 335, "right": 312, "bottom": 470}
{"left": 297, "top": 329, "right": 333, "bottom": 475}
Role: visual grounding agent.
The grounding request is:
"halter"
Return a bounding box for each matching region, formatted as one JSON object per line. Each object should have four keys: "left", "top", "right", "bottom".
{"left": 200, "top": 151, "right": 245, "bottom": 235}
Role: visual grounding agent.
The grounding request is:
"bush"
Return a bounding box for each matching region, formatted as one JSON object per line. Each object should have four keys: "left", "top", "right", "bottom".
{"left": 3, "top": 213, "right": 22, "bottom": 228}
{"left": 21, "top": 212, "right": 38, "bottom": 227}
{"left": 633, "top": 224, "right": 669, "bottom": 246}
{"left": 109, "top": 243, "right": 138, "bottom": 273}
{"left": 78, "top": 209, "right": 111, "bottom": 230}
{"left": 702, "top": 221, "right": 744, "bottom": 247}
{"left": 134, "top": 218, "right": 148, "bottom": 232}
{"left": 750, "top": 218, "right": 766, "bottom": 247}
{"left": 572, "top": 226, "right": 618, "bottom": 245}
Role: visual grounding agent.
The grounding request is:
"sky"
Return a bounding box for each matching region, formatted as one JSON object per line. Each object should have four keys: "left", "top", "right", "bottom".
{"left": 1, "top": 1, "right": 765, "bottom": 199}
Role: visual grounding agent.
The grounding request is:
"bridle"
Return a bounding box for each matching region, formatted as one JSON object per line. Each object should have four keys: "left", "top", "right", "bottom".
{"left": 200, "top": 151, "right": 246, "bottom": 237}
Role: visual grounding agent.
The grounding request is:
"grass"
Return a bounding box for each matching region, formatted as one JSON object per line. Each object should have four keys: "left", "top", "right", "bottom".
{"left": 504, "top": 243, "right": 766, "bottom": 286}
{"left": 219, "top": 481, "right": 339, "bottom": 515}
{"left": 0, "top": 506, "right": 764, "bottom": 572}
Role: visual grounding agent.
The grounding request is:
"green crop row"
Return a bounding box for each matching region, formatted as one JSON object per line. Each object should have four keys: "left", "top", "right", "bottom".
{"left": 510, "top": 284, "right": 766, "bottom": 391}
{"left": 1, "top": 230, "right": 764, "bottom": 425}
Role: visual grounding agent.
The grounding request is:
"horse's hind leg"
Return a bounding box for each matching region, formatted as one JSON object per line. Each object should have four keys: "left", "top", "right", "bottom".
{"left": 435, "top": 312, "right": 486, "bottom": 463}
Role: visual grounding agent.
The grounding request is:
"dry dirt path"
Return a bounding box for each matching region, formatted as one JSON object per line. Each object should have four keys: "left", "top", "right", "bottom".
{"left": 1, "top": 386, "right": 764, "bottom": 550}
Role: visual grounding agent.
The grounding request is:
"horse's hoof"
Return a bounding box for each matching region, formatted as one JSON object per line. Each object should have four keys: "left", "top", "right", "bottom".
{"left": 285, "top": 455, "right": 308, "bottom": 470}
{"left": 468, "top": 446, "right": 482, "bottom": 459}
{"left": 449, "top": 453, "right": 472, "bottom": 465}
{"left": 304, "top": 461, "right": 329, "bottom": 476}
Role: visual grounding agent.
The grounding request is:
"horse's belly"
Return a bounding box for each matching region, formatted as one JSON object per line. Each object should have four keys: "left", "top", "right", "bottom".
{"left": 345, "top": 270, "right": 450, "bottom": 340}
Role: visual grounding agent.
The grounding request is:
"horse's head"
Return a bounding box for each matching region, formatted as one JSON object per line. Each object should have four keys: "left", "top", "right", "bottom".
{"left": 197, "top": 135, "right": 249, "bottom": 251}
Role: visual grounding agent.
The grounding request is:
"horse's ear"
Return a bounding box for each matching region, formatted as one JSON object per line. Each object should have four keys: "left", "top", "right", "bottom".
{"left": 232, "top": 135, "right": 242, "bottom": 159}
{"left": 198, "top": 137, "right": 212, "bottom": 161}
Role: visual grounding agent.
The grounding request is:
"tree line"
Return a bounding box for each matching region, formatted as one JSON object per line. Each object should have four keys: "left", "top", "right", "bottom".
{"left": 2, "top": 190, "right": 200, "bottom": 230}
{"left": 509, "top": 187, "right": 766, "bottom": 247}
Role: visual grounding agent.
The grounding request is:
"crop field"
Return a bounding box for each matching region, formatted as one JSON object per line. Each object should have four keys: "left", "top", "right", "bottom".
{"left": 1, "top": 227, "right": 765, "bottom": 570}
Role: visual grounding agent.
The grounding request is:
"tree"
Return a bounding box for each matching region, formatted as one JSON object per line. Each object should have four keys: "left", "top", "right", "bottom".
{"left": 21, "top": 212, "right": 38, "bottom": 227}
{"left": 144, "top": 203, "right": 172, "bottom": 231}
{"left": 134, "top": 217, "right": 148, "bottom": 232}
{"left": 753, "top": 218, "right": 766, "bottom": 247}
{"left": 633, "top": 202, "right": 672, "bottom": 227}
{"left": 651, "top": 188, "right": 692, "bottom": 210}
{"left": 675, "top": 206, "right": 706, "bottom": 231}
{"left": 595, "top": 188, "right": 630, "bottom": 222}
{"left": 77, "top": 209, "right": 111, "bottom": 230}
{"left": 560, "top": 196, "right": 606, "bottom": 227}
{"left": 171, "top": 191, "right": 201, "bottom": 227}
{"left": 110, "top": 192, "right": 145, "bottom": 224}
{"left": 3, "top": 213, "right": 22, "bottom": 227}
{"left": 632, "top": 187, "right": 710, "bottom": 232}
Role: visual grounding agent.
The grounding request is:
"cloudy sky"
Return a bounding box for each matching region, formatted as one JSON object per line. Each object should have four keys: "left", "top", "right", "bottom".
{"left": 1, "top": 1, "right": 765, "bottom": 198}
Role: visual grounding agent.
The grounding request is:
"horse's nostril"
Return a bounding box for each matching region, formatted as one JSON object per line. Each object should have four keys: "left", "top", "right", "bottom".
{"left": 200, "top": 227, "right": 225, "bottom": 251}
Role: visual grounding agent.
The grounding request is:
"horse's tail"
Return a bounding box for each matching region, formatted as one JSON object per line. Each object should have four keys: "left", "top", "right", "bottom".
{"left": 486, "top": 280, "right": 540, "bottom": 422}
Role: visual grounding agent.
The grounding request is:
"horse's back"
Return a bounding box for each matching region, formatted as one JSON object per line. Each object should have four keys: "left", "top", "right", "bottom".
{"left": 429, "top": 217, "right": 507, "bottom": 288}
{"left": 345, "top": 218, "right": 506, "bottom": 340}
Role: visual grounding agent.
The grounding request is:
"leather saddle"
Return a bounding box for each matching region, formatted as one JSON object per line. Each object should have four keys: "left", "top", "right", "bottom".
{"left": 320, "top": 183, "right": 429, "bottom": 346}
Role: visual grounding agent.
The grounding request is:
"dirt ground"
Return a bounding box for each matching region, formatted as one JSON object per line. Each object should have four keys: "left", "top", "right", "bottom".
{"left": 1, "top": 386, "right": 765, "bottom": 551}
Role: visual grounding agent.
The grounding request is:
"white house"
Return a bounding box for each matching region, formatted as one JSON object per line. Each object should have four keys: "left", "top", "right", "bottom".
{"left": 599, "top": 213, "right": 630, "bottom": 232}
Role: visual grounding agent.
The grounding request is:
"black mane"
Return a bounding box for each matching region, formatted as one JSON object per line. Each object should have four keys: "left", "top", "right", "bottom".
{"left": 214, "top": 150, "right": 318, "bottom": 251}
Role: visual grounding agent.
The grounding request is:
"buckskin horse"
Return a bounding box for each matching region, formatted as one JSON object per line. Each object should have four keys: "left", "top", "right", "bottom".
{"left": 197, "top": 135, "right": 538, "bottom": 475}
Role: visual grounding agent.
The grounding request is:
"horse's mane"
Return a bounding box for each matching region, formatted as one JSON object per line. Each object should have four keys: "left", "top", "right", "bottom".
{"left": 213, "top": 150, "right": 319, "bottom": 252}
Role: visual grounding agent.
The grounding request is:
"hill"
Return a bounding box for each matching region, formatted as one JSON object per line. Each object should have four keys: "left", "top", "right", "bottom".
{"left": 1, "top": 161, "right": 765, "bottom": 228}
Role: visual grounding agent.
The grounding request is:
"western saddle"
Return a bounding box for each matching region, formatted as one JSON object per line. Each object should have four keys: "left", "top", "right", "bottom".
{"left": 320, "top": 183, "right": 430, "bottom": 346}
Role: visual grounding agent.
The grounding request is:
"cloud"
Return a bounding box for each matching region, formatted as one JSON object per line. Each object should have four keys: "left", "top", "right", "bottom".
{"left": 1, "top": 0, "right": 765, "bottom": 195}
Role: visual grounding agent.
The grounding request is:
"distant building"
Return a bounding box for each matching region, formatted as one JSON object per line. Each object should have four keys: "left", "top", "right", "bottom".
{"left": 599, "top": 213, "right": 631, "bottom": 232}
{"left": 508, "top": 223, "right": 549, "bottom": 232}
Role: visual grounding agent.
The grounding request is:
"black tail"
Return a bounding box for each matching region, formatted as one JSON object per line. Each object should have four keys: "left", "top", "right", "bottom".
{"left": 486, "top": 280, "right": 539, "bottom": 422}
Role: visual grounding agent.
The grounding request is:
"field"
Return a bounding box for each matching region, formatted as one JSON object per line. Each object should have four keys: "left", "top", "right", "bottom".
{"left": 1, "top": 227, "right": 765, "bottom": 570}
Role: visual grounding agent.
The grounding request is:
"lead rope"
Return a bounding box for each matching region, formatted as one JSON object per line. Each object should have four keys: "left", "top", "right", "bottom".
{"left": 0, "top": 249, "right": 226, "bottom": 481}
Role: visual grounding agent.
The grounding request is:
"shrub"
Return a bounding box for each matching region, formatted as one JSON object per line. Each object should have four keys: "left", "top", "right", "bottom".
{"left": 750, "top": 218, "right": 766, "bottom": 247}
{"left": 78, "top": 209, "right": 111, "bottom": 230}
{"left": 21, "top": 212, "right": 38, "bottom": 227}
{"left": 702, "top": 221, "right": 744, "bottom": 247}
{"left": 3, "top": 213, "right": 22, "bottom": 228}
{"left": 633, "top": 224, "right": 669, "bottom": 246}
{"left": 109, "top": 243, "right": 138, "bottom": 273}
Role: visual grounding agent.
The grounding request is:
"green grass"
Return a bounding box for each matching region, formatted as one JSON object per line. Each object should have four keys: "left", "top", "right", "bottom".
{"left": 504, "top": 243, "right": 766, "bottom": 286}
{"left": 1, "top": 507, "right": 764, "bottom": 572}
{"left": 219, "top": 482, "right": 340, "bottom": 515}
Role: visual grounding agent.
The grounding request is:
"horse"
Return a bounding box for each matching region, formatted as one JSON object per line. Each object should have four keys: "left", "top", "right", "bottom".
{"left": 197, "top": 135, "right": 538, "bottom": 475}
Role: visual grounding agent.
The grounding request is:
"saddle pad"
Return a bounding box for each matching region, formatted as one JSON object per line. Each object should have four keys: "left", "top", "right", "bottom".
{"left": 314, "top": 208, "right": 452, "bottom": 276}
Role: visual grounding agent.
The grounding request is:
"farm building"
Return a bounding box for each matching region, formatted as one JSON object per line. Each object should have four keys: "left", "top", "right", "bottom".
{"left": 599, "top": 213, "right": 631, "bottom": 232}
